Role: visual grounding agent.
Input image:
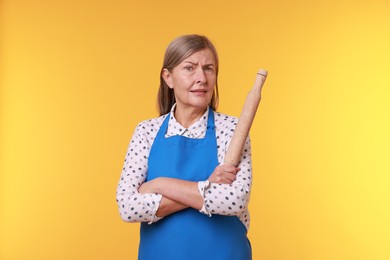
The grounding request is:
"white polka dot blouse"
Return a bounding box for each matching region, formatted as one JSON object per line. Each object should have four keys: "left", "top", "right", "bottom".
{"left": 116, "top": 106, "right": 252, "bottom": 230}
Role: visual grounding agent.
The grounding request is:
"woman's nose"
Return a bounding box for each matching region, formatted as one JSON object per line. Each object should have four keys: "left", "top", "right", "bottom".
{"left": 195, "top": 68, "right": 207, "bottom": 84}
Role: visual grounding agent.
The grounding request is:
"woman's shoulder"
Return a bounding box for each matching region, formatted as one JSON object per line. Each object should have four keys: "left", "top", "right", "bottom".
{"left": 134, "top": 114, "right": 168, "bottom": 141}
{"left": 137, "top": 113, "right": 167, "bottom": 126}
{"left": 213, "top": 110, "right": 238, "bottom": 129}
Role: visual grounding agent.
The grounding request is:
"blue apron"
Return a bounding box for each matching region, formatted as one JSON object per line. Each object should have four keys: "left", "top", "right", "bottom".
{"left": 139, "top": 109, "right": 251, "bottom": 260}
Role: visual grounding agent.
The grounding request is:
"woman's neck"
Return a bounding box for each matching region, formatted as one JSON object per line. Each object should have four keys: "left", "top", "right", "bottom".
{"left": 174, "top": 105, "right": 207, "bottom": 129}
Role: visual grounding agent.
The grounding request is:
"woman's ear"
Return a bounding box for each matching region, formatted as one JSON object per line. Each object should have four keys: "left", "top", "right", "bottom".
{"left": 162, "top": 68, "right": 173, "bottom": 89}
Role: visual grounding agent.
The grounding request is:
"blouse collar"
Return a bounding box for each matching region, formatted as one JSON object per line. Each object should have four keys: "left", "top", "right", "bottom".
{"left": 165, "top": 104, "right": 209, "bottom": 138}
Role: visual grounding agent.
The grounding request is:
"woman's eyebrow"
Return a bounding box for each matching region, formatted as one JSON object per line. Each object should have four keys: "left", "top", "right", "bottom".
{"left": 183, "top": 61, "right": 215, "bottom": 67}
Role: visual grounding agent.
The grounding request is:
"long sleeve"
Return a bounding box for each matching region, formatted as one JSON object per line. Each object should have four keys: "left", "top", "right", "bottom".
{"left": 116, "top": 110, "right": 252, "bottom": 229}
{"left": 199, "top": 138, "right": 252, "bottom": 215}
{"left": 198, "top": 113, "right": 252, "bottom": 229}
{"left": 116, "top": 121, "right": 163, "bottom": 223}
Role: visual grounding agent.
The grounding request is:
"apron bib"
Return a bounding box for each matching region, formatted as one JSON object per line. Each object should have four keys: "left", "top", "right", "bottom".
{"left": 139, "top": 109, "right": 251, "bottom": 260}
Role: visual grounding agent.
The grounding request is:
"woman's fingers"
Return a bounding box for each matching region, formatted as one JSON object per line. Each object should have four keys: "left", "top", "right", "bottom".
{"left": 219, "top": 172, "right": 237, "bottom": 183}
{"left": 138, "top": 179, "right": 156, "bottom": 194}
{"left": 208, "top": 165, "right": 240, "bottom": 184}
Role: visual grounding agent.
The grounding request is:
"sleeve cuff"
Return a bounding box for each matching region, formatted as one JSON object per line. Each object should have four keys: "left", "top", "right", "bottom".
{"left": 148, "top": 193, "right": 163, "bottom": 224}
{"left": 197, "top": 180, "right": 212, "bottom": 217}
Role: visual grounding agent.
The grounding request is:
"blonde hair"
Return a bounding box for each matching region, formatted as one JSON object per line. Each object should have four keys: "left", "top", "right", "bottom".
{"left": 157, "top": 34, "right": 219, "bottom": 115}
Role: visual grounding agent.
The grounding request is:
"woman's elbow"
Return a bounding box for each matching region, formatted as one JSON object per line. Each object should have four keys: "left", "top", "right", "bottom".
{"left": 119, "top": 211, "right": 138, "bottom": 223}
{"left": 226, "top": 186, "right": 250, "bottom": 215}
{"left": 206, "top": 187, "right": 250, "bottom": 216}
{"left": 117, "top": 204, "right": 142, "bottom": 223}
{"left": 116, "top": 194, "right": 138, "bottom": 223}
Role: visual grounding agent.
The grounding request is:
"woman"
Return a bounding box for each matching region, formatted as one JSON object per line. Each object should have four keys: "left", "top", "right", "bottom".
{"left": 116, "top": 34, "right": 253, "bottom": 260}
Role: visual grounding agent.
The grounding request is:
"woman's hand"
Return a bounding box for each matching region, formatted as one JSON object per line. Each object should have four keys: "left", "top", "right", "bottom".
{"left": 138, "top": 179, "right": 157, "bottom": 194}
{"left": 138, "top": 177, "right": 204, "bottom": 211}
{"left": 208, "top": 165, "right": 240, "bottom": 184}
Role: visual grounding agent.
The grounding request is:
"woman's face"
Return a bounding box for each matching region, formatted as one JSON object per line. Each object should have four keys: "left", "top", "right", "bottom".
{"left": 163, "top": 48, "right": 216, "bottom": 113}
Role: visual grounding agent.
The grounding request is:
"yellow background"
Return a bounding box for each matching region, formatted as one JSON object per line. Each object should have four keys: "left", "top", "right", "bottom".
{"left": 1, "top": 0, "right": 389, "bottom": 259}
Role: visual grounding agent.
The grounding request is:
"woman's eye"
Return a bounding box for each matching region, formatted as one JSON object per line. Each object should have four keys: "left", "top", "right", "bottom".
{"left": 185, "top": 66, "right": 193, "bottom": 71}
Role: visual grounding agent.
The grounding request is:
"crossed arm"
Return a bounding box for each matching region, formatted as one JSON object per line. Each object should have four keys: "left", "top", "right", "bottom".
{"left": 116, "top": 118, "right": 252, "bottom": 223}
{"left": 138, "top": 164, "right": 240, "bottom": 217}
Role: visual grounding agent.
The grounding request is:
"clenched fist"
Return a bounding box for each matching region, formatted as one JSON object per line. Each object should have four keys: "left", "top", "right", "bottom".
{"left": 208, "top": 165, "right": 240, "bottom": 184}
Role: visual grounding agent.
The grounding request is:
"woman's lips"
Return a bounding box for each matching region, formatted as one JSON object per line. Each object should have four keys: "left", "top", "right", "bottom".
{"left": 190, "top": 89, "right": 207, "bottom": 95}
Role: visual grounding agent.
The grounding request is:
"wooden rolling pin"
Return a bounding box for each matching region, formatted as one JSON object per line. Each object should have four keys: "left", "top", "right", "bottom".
{"left": 224, "top": 69, "right": 268, "bottom": 166}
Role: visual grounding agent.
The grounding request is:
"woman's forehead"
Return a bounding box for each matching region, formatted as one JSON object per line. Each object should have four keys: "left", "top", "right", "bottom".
{"left": 182, "top": 49, "right": 216, "bottom": 64}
